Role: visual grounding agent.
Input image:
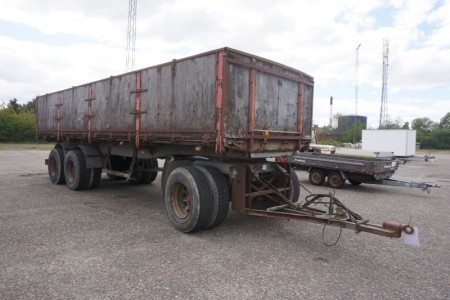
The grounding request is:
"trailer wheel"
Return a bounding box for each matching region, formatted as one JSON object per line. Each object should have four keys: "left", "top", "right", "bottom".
{"left": 143, "top": 158, "right": 158, "bottom": 184}
{"left": 64, "top": 150, "right": 88, "bottom": 191}
{"left": 87, "top": 168, "right": 102, "bottom": 189}
{"left": 48, "top": 148, "right": 65, "bottom": 184}
{"left": 161, "top": 159, "right": 193, "bottom": 195}
{"left": 328, "top": 171, "right": 345, "bottom": 189}
{"left": 289, "top": 169, "right": 300, "bottom": 202}
{"left": 129, "top": 158, "right": 158, "bottom": 184}
{"left": 195, "top": 166, "right": 230, "bottom": 229}
{"left": 348, "top": 179, "right": 362, "bottom": 186}
{"left": 309, "top": 168, "right": 325, "bottom": 186}
{"left": 165, "top": 166, "right": 212, "bottom": 232}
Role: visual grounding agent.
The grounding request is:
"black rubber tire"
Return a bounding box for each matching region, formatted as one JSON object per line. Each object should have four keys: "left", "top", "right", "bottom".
{"left": 87, "top": 168, "right": 102, "bottom": 189}
{"left": 130, "top": 158, "right": 158, "bottom": 184}
{"left": 309, "top": 168, "right": 325, "bottom": 186}
{"left": 348, "top": 179, "right": 362, "bottom": 186}
{"left": 48, "top": 148, "right": 65, "bottom": 184}
{"left": 289, "top": 168, "right": 300, "bottom": 203}
{"left": 64, "top": 150, "right": 88, "bottom": 191}
{"left": 328, "top": 171, "right": 345, "bottom": 189}
{"left": 161, "top": 159, "right": 192, "bottom": 195}
{"left": 164, "top": 166, "right": 212, "bottom": 233}
{"left": 129, "top": 159, "right": 148, "bottom": 184}
{"left": 195, "top": 166, "right": 230, "bottom": 229}
{"left": 143, "top": 158, "right": 158, "bottom": 184}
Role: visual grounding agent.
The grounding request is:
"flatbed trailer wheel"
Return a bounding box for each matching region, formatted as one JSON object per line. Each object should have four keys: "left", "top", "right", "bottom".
{"left": 309, "top": 168, "right": 325, "bottom": 186}
{"left": 129, "top": 159, "right": 148, "bottom": 184}
{"left": 143, "top": 158, "right": 158, "bottom": 184}
{"left": 48, "top": 148, "right": 65, "bottom": 184}
{"left": 289, "top": 168, "right": 300, "bottom": 202}
{"left": 348, "top": 179, "right": 362, "bottom": 185}
{"left": 87, "top": 168, "right": 102, "bottom": 189}
{"left": 195, "top": 166, "right": 230, "bottom": 229}
{"left": 64, "top": 150, "right": 88, "bottom": 191}
{"left": 328, "top": 171, "right": 345, "bottom": 189}
{"left": 164, "top": 166, "right": 212, "bottom": 233}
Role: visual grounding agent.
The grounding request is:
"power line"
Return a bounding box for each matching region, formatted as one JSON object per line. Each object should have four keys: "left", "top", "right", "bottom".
{"left": 126, "top": 0, "right": 137, "bottom": 72}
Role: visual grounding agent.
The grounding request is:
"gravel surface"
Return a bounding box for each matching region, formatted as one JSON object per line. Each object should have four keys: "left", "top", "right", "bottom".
{"left": 0, "top": 150, "right": 449, "bottom": 299}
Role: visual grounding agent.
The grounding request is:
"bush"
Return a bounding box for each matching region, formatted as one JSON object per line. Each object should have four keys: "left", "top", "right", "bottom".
{"left": 0, "top": 107, "right": 36, "bottom": 142}
{"left": 418, "top": 129, "right": 450, "bottom": 150}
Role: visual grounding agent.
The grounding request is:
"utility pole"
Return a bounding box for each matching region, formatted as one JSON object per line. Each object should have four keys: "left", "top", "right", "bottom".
{"left": 353, "top": 44, "right": 361, "bottom": 144}
{"left": 126, "top": 0, "right": 137, "bottom": 72}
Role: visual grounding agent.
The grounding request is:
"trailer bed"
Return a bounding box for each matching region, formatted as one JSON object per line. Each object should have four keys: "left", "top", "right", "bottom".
{"left": 291, "top": 152, "right": 398, "bottom": 180}
{"left": 36, "top": 47, "right": 314, "bottom": 160}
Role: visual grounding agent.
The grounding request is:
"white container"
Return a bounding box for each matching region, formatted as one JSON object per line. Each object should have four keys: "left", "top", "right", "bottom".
{"left": 362, "top": 130, "right": 416, "bottom": 157}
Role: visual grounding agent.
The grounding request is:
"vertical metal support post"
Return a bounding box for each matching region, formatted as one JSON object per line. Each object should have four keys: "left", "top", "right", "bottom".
{"left": 135, "top": 72, "right": 142, "bottom": 149}
{"left": 215, "top": 51, "right": 225, "bottom": 154}
{"left": 230, "top": 165, "right": 251, "bottom": 214}
{"left": 248, "top": 62, "right": 256, "bottom": 152}
{"left": 55, "top": 93, "right": 62, "bottom": 142}
{"left": 297, "top": 83, "right": 304, "bottom": 146}
{"left": 86, "top": 84, "right": 95, "bottom": 144}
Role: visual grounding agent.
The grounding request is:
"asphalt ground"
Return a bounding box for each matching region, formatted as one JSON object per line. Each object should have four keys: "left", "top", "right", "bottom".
{"left": 0, "top": 150, "right": 449, "bottom": 299}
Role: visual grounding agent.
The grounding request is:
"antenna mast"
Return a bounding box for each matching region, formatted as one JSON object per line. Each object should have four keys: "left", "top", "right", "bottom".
{"left": 126, "top": 0, "right": 137, "bottom": 71}
{"left": 379, "top": 39, "right": 389, "bottom": 128}
{"left": 329, "top": 96, "right": 333, "bottom": 128}
{"left": 353, "top": 44, "right": 361, "bottom": 144}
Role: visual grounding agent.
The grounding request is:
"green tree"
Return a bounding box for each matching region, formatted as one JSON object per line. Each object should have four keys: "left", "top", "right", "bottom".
{"left": 401, "top": 122, "right": 410, "bottom": 129}
{"left": 8, "top": 98, "right": 20, "bottom": 113}
{"left": 380, "top": 117, "right": 402, "bottom": 129}
{"left": 411, "top": 117, "right": 437, "bottom": 132}
{"left": 340, "top": 120, "right": 364, "bottom": 144}
{"left": 439, "top": 112, "right": 450, "bottom": 129}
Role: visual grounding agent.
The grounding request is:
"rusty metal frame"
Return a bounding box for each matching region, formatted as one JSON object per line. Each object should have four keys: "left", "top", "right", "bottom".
{"left": 55, "top": 93, "right": 63, "bottom": 143}
{"left": 248, "top": 60, "right": 257, "bottom": 153}
{"left": 228, "top": 162, "right": 410, "bottom": 239}
{"left": 245, "top": 209, "right": 406, "bottom": 238}
{"left": 130, "top": 71, "right": 148, "bottom": 149}
{"left": 226, "top": 57, "right": 312, "bottom": 86}
{"left": 214, "top": 51, "right": 225, "bottom": 154}
{"left": 85, "top": 84, "right": 96, "bottom": 144}
{"left": 297, "top": 83, "right": 304, "bottom": 143}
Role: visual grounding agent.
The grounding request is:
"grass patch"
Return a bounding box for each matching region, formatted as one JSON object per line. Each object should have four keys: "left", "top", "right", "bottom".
{"left": 0, "top": 142, "right": 54, "bottom": 151}
{"left": 416, "top": 149, "right": 450, "bottom": 155}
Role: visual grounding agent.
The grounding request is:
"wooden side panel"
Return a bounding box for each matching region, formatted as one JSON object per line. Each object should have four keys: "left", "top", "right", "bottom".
{"left": 225, "top": 64, "right": 250, "bottom": 135}
{"left": 36, "top": 48, "right": 314, "bottom": 158}
{"left": 254, "top": 71, "right": 298, "bottom": 132}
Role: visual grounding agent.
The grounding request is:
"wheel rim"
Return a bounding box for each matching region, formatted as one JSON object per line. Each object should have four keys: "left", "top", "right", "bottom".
{"left": 171, "top": 182, "right": 191, "bottom": 219}
{"left": 330, "top": 175, "right": 340, "bottom": 186}
{"left": 312, "top": 173, "right": 321, "bottom": 183}
{"left": 66, "top": 159, "right": 75, "bottom": 183}
{"left": 331, "top": 176, "right": 338, "bottom": 184}
{"left": 49, "top": 157, "right": 57, "bottom": 177}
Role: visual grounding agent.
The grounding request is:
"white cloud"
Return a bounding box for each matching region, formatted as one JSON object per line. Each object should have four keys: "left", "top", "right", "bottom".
{"left": 0, "top": 0, "right": 448, "bottom": 126}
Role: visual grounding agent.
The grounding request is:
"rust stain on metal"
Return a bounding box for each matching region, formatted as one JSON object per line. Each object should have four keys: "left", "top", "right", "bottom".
{"left": 248, "top": 60, "right": 256, "bottom": 153}
{"left": 215, "top": 51, "right": 225, "bottom": 154}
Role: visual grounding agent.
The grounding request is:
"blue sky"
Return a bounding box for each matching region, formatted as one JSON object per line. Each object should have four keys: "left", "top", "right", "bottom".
{"left": 0, "top": 0, "right": 449, "bottom": 128}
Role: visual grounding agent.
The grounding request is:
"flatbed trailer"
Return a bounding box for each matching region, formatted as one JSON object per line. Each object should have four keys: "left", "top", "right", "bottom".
{"left": 289, "top": 152, "right": 439, "bottom": 192}
{"left": 35, "top": 47, "right": 415, "bottom": 241}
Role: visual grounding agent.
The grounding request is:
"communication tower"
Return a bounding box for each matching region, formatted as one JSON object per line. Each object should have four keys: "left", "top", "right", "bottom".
{"left": 379, "top": 39, "right": 389, "bottom": 128}
{"left": 126, "top": 0, "right": 137, "bottom": 71}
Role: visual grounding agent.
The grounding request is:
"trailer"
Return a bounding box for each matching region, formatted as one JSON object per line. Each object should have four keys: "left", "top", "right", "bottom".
{"left": 36, "top": 47, "right": 415, "bottom": 240}
{"left": 289, "top": 152, "right": 439, "bottom": 192}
